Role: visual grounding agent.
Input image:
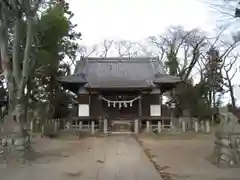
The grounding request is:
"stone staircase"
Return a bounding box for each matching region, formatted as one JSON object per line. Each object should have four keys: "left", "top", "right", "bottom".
{"left": 107, "top": 119, "right": 134, "bottom": 135}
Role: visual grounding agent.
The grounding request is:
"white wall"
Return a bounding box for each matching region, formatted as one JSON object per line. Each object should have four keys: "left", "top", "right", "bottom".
{"left": 150, "top": 105, "right": 161, "bottom": 116}
{"left": 78, "top": 104, "right": 89, "bottom": 116}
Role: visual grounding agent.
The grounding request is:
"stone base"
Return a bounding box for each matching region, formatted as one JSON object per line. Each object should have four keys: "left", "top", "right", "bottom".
{"left": 209, "top": 156, "right": 240, "bottom": 169}
{"left": 0, "top": 135, "right": 36, "bottom": 164}
{"left": 209, "top": 147, "right": 240, "bottom": 168}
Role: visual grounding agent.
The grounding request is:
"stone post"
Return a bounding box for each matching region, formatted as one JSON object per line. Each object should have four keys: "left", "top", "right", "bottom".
{"left": 91, "top": 121, "right": 95, "bottom": 134}
{"left": 158, "top": 121, "right": 162, "bottom": 133}
{"left": 41, "top": 124, "right": 45, "bottom": 134}
{"left": 134, "top": 119, "right": 139, "bottom": 134}
{"left": 30, "top": 120, "right": 34, "bottom": 133}
{"left": 200, "top": 121, "right": 205, "bottom": 132}
{"left": 66, "top": 121, "right": 71, "bottom": 129}
{"left": 79, "top": 121, "right": 83, "bottom": 130}
{"left": 205, "top": 120, "right": 210, "bottom": 133}
{"left": 54, "top": 120, "right": 58, "bottom": 132}
{"left": 104, "top": 119, "right": 108, "bottom": 134}
{"left": 146, "top": 121, "right": 150, "bottom": 133}
{"left": 182, "top": 120, "right": 186, "bottom": 132}
{"left": 57, "top": 119, "right": 60, "bottom": 129}
{"left": 194, "top": 121, "right": 199, "bottom": 132}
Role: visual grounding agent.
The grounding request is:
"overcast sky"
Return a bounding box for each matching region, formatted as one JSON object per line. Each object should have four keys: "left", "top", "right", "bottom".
{"left": 69, "top": 0, "right": 240, "bottom": 105}
{"left": 70, "top": 0, "right": 218, "bottom": 45}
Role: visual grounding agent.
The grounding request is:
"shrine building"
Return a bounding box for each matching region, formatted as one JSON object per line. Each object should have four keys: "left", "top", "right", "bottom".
{"left": 58, "top": 57, "right": 182, "bottom": 133}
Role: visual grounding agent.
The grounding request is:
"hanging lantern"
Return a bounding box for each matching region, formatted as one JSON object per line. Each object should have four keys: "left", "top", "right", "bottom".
{"left": 124, "top": 102, "right": 127, "bottom": 107}
{"left": 108, "top": 101, "right": 110, "bottom": 107}
{"left": 113, "top": 102, "right": 116, "bottom": 107}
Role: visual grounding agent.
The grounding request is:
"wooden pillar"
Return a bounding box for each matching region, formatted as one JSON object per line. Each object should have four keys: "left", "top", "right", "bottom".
{"left": 138, "top": 95, "right": 142, "bottom": 133}
{"left": 89, "top": 92, "right": 91, "bottom": 118}
{"left": 159, "top": 91, "right": 162, "bottom": 116}
{"left": 138, "top": 95, "right": 142, "bottom": 117}
{"left": 98, "top": 95, "right": 103, "bottom": 130}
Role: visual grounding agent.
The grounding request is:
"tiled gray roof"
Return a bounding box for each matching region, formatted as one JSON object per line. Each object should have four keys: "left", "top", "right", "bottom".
{"left": 84, "top": 57, "right": 162, "bottom": 88}
{"left": 59, "top": 57, "right": 182, "bottom": 89}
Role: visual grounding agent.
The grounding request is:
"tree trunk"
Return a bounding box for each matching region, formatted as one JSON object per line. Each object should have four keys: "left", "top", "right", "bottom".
{"left": 228, "top": 80, "right": 236, "bottom": 108}
{"left": 0, "top": 10, "right": 35, "bottom": 163}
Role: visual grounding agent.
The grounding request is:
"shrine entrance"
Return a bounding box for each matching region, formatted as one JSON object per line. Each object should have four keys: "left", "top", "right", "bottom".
{"left": 111, "top": 120, "right": 132, "bottom": 132}
{"left": 100, "top": 93, "right": 140, "bottom": 133}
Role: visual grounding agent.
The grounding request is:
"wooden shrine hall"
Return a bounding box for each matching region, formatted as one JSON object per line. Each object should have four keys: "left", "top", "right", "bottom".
{"left": 58, "top": 57, "right": 182, "bottom": 134}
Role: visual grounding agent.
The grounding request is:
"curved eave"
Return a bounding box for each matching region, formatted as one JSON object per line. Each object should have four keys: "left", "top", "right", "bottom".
{"left": 60, "top": 82, "right": 86, "bottom": 94}
{"left": 58, "top": 75, "right": 87, "bottom": 84}
{"left": 84, "top": 87, "right": 153, "bottom": 92}
{"left": 154, "top": 83, "right": 177, "bottom": 93}
{"left": 57, "top": 75, "right": 88, "bottom": 94}
{"left": 58, "top": 82, "right": 86, "bottom": 95}
{"left": 153, "top": 75, "right": 183, "bottom": 93}
{"left": 84, "top": 82, "right": 156, "bottom": 91}
{"left": 154, "top": 74, "right": 182, "bottom": 83}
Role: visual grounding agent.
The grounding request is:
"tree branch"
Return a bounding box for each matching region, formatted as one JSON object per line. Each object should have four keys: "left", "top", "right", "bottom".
{"left": 2, "top": 0, "right": 14, "bottom": 11}
{"left": 31, "top": 0, "right": 43, "bottom": 13}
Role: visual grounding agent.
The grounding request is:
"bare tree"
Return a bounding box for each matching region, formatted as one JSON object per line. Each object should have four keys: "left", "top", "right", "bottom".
{"left": 199, "top": 35, "right": 240, "bottom": 110}
{"left": 223, "top": 55, "right": 239, "bottom": 108}
{"left": 148, "top": 26, "right": 207, "bottom": 79}
{"left": 114, "top": 40, "right": 148, "bottom": 57}
{"left": 84, "top": 39, "right": 149, "bottom": 58}
{"left": 114, "top": 40, "right": 135, "bottom": 57}
{"left": 78, "top": 44, "right": 98, "bottom": 58}
{"left": 98, "top": 39, "right": 114, "bottom": 57}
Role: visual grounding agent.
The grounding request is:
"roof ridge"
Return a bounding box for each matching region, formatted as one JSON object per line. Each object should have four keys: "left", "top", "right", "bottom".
{"left": 81, "top": 56, "right": 159, "bottom": 62}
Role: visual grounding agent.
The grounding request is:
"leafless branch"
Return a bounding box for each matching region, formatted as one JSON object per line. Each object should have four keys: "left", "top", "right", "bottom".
{"left": 99, "top": 39, "right": 113, "bottom": 57}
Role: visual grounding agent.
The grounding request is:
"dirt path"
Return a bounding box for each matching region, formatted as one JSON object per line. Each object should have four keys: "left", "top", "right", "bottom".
{"left": 0, "top": 135, "right": 162, "bottom": 180}
{"left": 139, "top": 133, "right": 240, "bottom": 180}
